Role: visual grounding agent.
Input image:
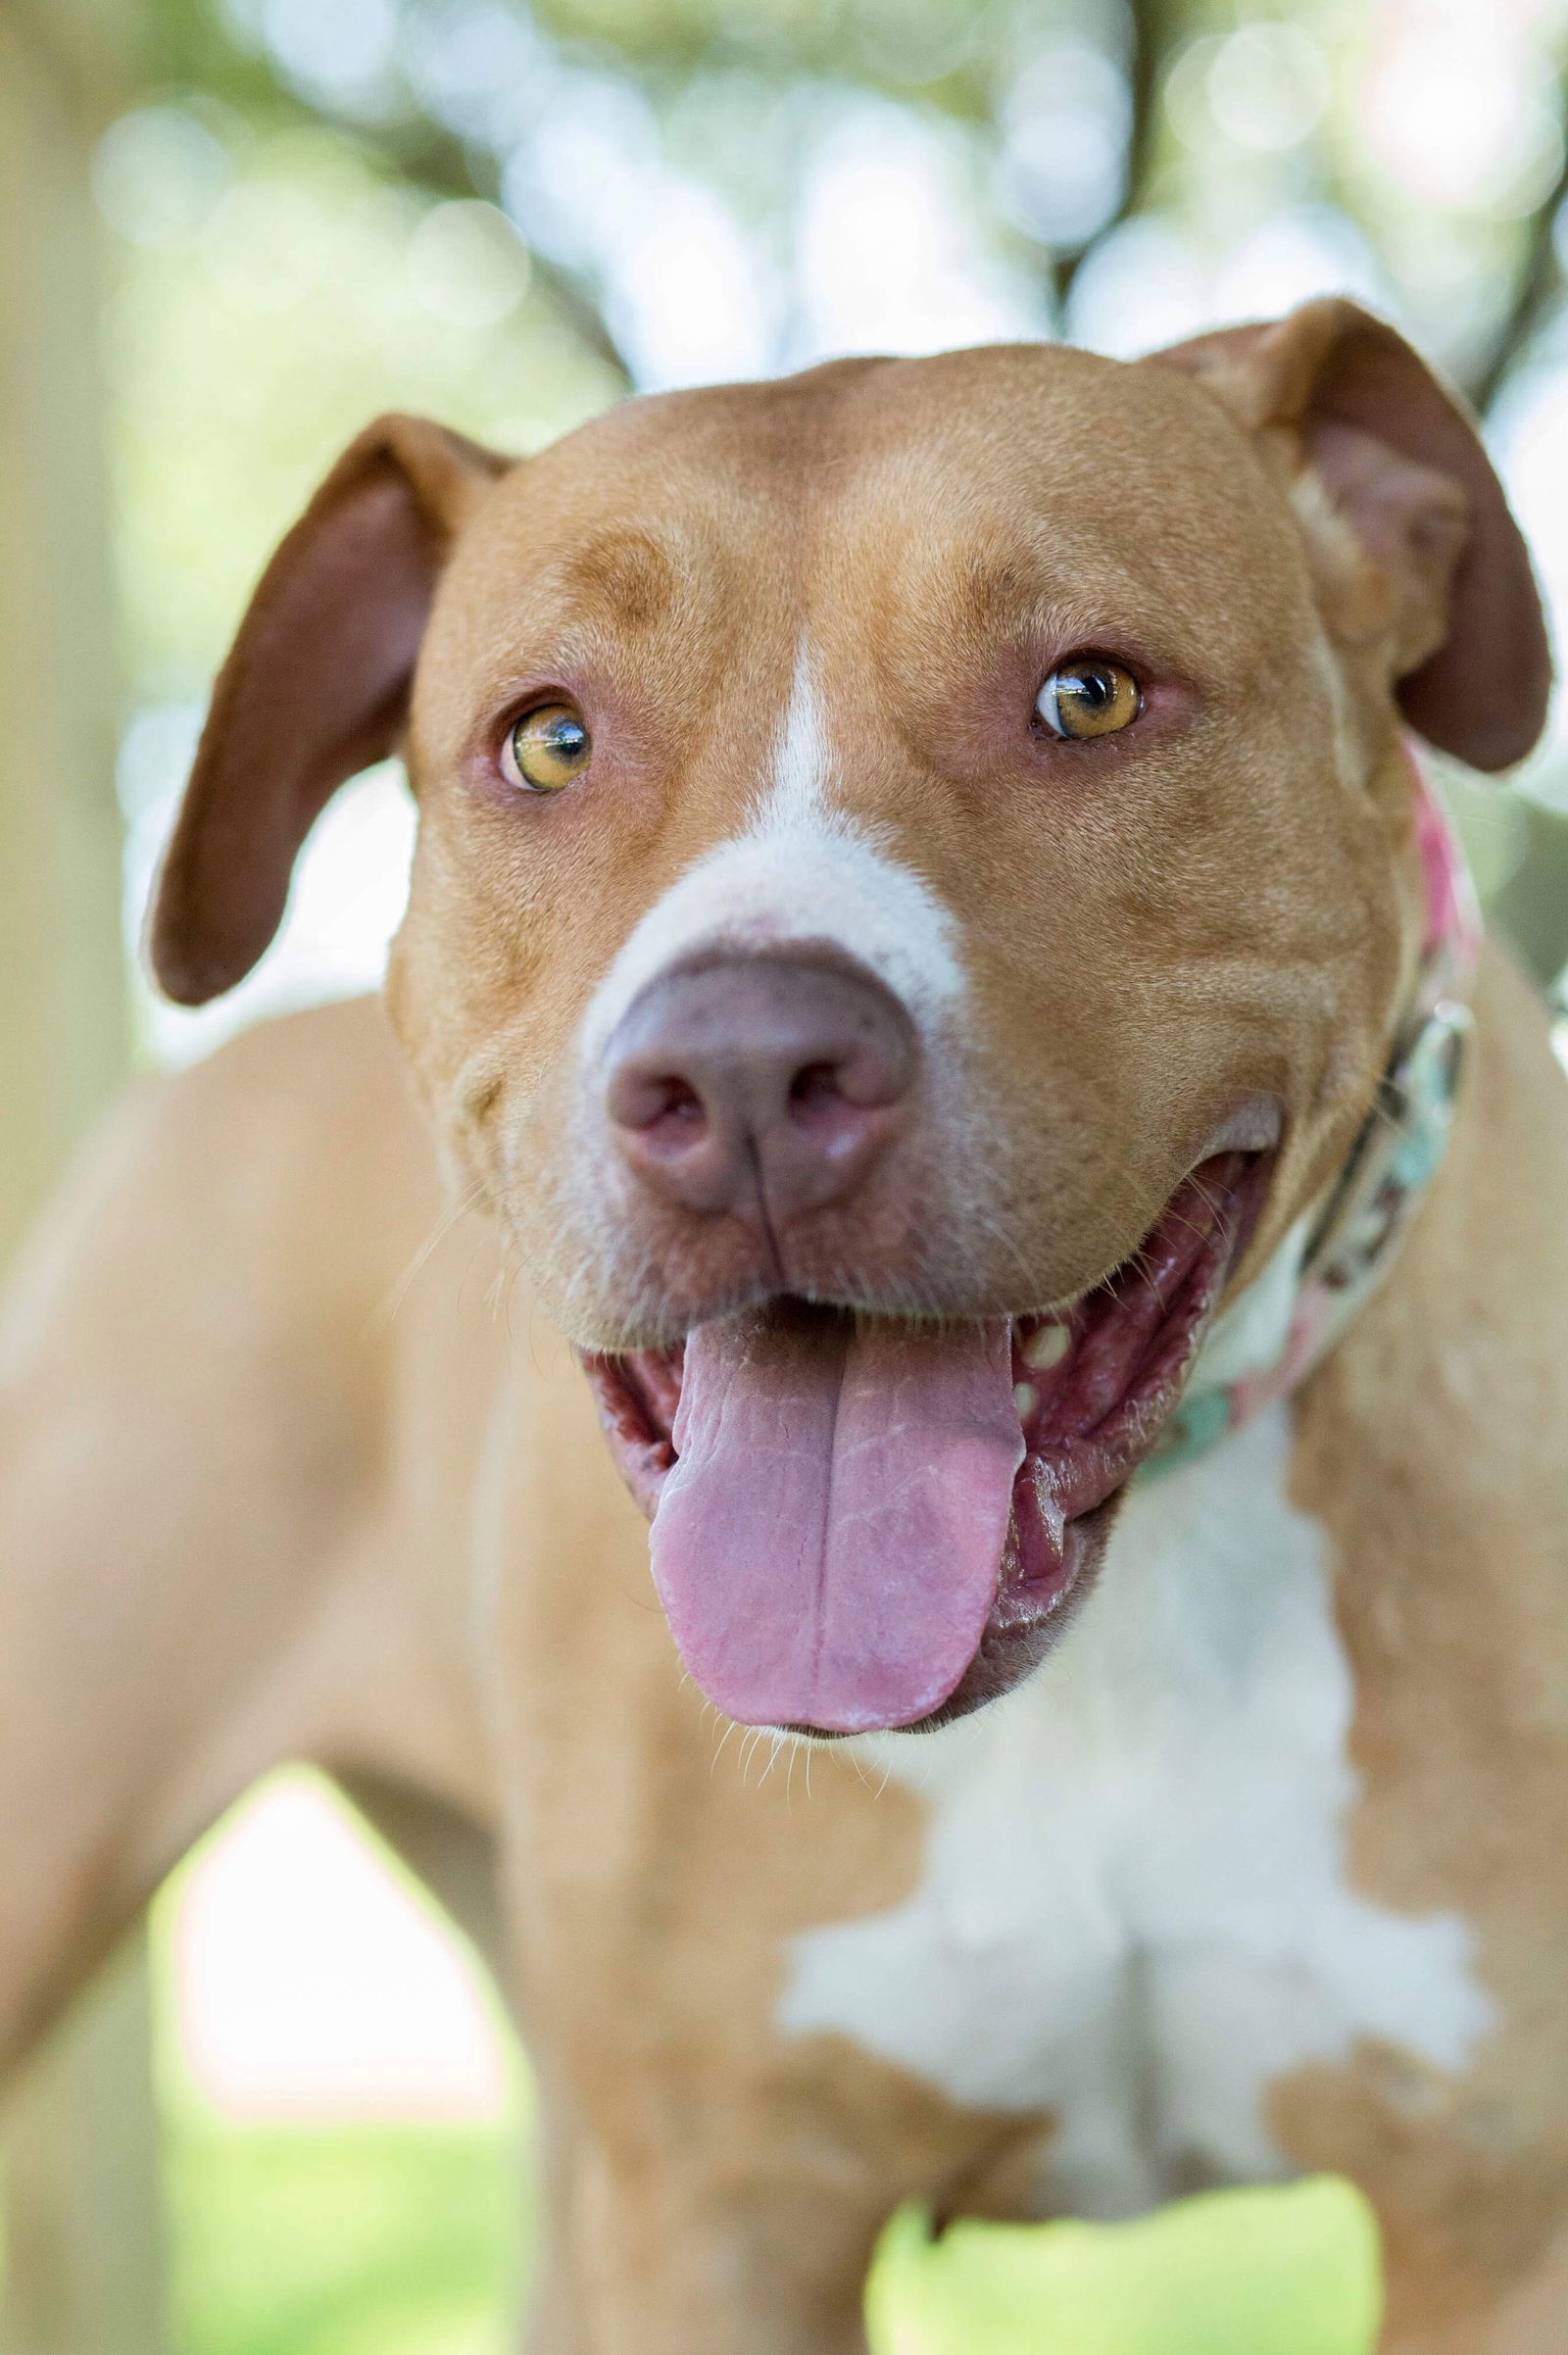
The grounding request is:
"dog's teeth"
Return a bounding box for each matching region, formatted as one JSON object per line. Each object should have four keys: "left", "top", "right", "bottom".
{"left": 1013, "top": 1383, "right": 1038, "bottom": 1420}
{"left": 1022, "top": 1323, "right": 1070, "bottom": 1370}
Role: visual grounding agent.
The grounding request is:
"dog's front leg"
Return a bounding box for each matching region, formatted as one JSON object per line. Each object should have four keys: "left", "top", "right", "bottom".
{"left": 519, "top": 2100, "right": 888, "bottom": 2355}
{"left": 514, "top": 2025, "right": 1051, "bottom": 2355}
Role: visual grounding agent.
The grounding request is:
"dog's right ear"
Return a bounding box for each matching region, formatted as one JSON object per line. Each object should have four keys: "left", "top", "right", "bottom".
{"left": 151, "top": 415, "right": 510, "bottom": 1006}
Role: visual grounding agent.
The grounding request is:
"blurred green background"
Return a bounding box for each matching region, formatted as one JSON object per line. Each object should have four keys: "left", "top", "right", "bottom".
{"left": 145, "top": 1772, "right": 527, "bottom": 2355}
{"left": 166, "top": 2116, "right": 515, "bottom": 2355}
{"left": 8, "top": 0, "right": 1568, "bottom": 2346}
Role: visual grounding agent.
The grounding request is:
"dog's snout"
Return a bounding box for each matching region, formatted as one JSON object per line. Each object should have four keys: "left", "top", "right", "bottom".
{"left": 604, "top": 957, "right": 916, "bottom": 1224}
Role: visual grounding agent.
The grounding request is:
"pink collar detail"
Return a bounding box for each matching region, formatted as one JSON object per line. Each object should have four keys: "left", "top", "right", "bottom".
{"left": 1143, "top": 742, "right": 1479, "bottom": 1476}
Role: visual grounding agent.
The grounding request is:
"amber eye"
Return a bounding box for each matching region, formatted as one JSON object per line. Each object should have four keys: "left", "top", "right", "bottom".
{"left": 1035, "top": 658, "right": 1141, "bottom": 741}
{"left": 504, "top": 703, "right": 591, "bottom": 792}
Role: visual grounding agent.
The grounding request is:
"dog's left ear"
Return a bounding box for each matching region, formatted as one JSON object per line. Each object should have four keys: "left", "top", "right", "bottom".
{"left": 1151, "top": 297, "right": 1550, "bottom": 772}
{"left": 151, "top": 414, "right": 510, "bottom": 1006}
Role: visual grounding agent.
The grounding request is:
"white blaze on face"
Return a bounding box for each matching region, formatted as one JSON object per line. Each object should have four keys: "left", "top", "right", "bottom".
{"left": 777, "top": 1404, "right": 1494, "bottom": 2218}
{"left": 576, "top": 652, "right": 966, "bottom": 1067}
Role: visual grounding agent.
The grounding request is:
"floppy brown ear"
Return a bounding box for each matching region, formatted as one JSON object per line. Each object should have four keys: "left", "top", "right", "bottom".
{"left": 151, "top": 415, "right": 511, "bottom": 1006}
{"left": 1151, "top": 298, "right": 1550, "bottom": 772}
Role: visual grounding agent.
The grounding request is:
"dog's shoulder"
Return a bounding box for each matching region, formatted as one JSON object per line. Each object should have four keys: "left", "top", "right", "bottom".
{"left": 158, "top": 991, "right": 424, "bottom": 1158}
{"left": 2, "top": 995, "right": 451, "bottom": 1373}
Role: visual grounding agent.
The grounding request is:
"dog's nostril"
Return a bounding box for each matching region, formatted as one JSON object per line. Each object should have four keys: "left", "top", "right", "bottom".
{"left": 652, "top": 1077, "right": 705, "bottom": 1129}
{"left": 789, "top": 1060, "right": 845, "bottom": 1115}
{"left": 608, "top": 1066, "right": 709, "bottom": 1138}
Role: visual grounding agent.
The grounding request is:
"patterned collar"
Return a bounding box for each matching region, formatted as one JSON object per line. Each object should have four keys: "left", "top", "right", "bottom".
{"left": 1142, "top": 745, "right": 1479, "bottom": 1480}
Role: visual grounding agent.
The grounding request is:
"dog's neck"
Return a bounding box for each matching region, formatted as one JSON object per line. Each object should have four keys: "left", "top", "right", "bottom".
{"left": 1144, "top": 747, "right": 1480, "bottom": 1480}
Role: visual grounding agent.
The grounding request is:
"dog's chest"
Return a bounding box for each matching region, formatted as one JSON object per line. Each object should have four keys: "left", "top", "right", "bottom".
{"left": 777, "top": 1406, "right": 1492, "bottom": 2218}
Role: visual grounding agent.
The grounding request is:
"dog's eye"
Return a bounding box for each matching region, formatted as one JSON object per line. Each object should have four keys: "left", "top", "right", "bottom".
{"left": 1035, "top": 659, "right": 1141, "bottom": 741}
{"left": 504, "top": 704, "right": 591, "bottom": 793}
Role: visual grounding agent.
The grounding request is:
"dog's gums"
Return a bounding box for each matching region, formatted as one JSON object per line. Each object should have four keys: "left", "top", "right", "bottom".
{"left": 582, "top": 1149, "right": 1269, "bottom": 1736}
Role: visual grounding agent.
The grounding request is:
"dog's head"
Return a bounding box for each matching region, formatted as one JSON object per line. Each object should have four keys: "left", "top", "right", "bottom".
{"left": 154, "top": 300, "right": 1548, "bottom": 1738}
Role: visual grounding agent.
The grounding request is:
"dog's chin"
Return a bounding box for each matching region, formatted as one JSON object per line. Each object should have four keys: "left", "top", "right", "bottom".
{"left": 582, "top": 1149, "right": 1274, "bottom": 1740}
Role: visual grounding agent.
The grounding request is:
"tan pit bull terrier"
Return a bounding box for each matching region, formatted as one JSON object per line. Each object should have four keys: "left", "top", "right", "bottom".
{"left": 2, "top": 297, "right": 1566, "bottom": 2352}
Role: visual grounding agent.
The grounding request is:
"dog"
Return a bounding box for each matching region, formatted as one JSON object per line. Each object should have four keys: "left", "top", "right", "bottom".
{"left": 2, "top": 295, "right": 1565, "bottom": 2353}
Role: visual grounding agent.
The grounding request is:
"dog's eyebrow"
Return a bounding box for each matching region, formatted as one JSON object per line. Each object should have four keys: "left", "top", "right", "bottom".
{"left": 956, "top": 552, "right": 1056, "bottom": 629}
{"left": 549, "top": 526, "right": 684, "bottom": 631}
{"left": 948, "top": 536, "right": 1164, "bottom": 637}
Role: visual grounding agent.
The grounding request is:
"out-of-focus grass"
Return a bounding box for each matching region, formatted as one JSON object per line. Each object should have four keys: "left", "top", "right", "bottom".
{"left": 867, "top": 2179, "right": 1383, "bottom": 2355}
{"left": 152, "top": 1777, "right": 530, "bottom": 2355}
{"left": 165, "top": 2117, "right": 525, "bottom": 2355}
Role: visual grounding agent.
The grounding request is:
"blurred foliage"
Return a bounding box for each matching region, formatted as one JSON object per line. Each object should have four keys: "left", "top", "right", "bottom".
{"left": 104, "top": 117, "right": 620, "bottom": 695}
{"left": 119, "top": 0, "right": 1568, "bottom": 407}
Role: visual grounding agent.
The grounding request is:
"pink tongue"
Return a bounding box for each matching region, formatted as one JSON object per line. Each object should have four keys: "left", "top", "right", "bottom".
{"left": 650, "top": 1309, "right": 1024, "bottom": 1734}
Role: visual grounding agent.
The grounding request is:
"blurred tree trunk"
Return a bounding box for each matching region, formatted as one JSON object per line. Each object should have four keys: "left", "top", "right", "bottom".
{"left": 2, "top": 1940, "right": 166, "bottom": 2355}
{"left": 0, "top": 7, "right": 167, "bottom": 2352}
{"left": 0, "top": 0, "right": 129, "bottom": 1267}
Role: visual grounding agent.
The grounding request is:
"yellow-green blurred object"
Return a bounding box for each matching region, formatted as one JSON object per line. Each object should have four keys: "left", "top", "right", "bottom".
{"left": 865, "top": 2175, "right": 1382, "bottom": 2355}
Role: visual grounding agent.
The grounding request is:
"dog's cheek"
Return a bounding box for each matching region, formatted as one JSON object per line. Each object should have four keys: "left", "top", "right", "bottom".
{"left": 381, "top": 926, "right": 447, "bottom": 1132}
{"left": 381, "top": 919, "right": 512, "bottom": 1215}
{"left": 467, "top": 1060, "right": 612, "bottom": 1331}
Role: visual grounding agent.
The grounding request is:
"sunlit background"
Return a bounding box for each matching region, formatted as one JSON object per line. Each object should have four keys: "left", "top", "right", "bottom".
{"left": 12, "top": 0, "right": 1568, "bottom": 2346}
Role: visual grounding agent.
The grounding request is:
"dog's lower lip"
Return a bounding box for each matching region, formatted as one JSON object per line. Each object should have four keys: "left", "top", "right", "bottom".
{"left": 582, "top": 1149, "right": 1272, "bottom": 1730}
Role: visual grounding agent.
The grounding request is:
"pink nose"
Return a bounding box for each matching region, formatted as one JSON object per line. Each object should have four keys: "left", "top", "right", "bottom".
{"left": 604, "top": 955, "right": 916, "bottom": 1225}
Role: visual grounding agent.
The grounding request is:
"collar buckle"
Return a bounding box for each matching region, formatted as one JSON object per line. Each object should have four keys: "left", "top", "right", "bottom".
{"left": 1300, "top": 994, "right": 1472, "bottom": 1300}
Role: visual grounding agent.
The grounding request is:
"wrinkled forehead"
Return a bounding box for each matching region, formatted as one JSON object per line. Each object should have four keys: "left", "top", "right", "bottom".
{"left": 421, "top": 346, "right": 1309, "bottom": 714}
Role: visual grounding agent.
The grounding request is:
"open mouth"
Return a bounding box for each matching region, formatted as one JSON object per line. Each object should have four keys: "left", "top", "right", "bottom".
{"left": 582, "top": 1149, "right": 1269, "bottom": 1737}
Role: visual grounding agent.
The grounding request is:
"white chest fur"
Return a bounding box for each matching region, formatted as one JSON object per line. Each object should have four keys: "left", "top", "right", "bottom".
{"left": 777, "top": 1405, "right": 1493, "bottom": 2218}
